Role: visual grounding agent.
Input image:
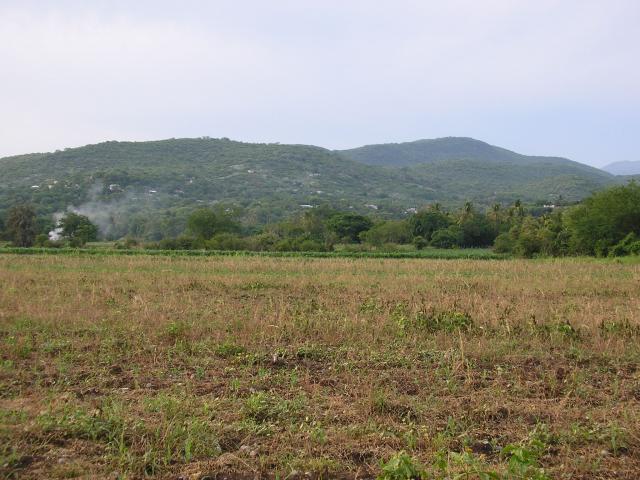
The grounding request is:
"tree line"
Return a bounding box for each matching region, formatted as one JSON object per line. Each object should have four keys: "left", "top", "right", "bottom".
{"left": 1, "top": 182, "right": 639, "bottom": 258}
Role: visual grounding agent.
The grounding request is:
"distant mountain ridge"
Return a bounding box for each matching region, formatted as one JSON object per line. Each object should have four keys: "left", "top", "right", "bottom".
{"left": 338, "top": 137, "right": 604, "bottom": 174}
{"left": 0, "top": 136, "right": 622, "bottom": 238}
{"left": 601, "top": 160, "right": 640, "bottom": 176}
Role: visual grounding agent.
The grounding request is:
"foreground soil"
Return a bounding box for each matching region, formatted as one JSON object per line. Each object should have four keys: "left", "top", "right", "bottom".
{"left": 1, "top": 254, "right": 639, "bottom": 479}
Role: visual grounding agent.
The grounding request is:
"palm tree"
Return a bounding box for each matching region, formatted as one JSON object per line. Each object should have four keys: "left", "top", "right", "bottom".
{"left": 490, "top": 203, "right": 501, "bottom": 226}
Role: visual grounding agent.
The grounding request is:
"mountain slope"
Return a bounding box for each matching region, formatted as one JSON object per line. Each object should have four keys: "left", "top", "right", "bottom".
{"left": 602, "top": 161, "right": 640, "bottom": 176}
{"left": 0, "top": 137, "right": 620, "bottom": 239}
{"left": 337, "top": 137, "right": 610, "bottom": 175}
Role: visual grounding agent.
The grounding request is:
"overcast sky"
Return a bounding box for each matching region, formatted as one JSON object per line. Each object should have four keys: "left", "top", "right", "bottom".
{"left": 1, "top": 0, "right": 638, "bottom": 167}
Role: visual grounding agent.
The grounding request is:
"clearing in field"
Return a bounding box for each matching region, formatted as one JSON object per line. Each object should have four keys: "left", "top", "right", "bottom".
{"left": 0, "top": 254, "right": 639, "bottom": 479}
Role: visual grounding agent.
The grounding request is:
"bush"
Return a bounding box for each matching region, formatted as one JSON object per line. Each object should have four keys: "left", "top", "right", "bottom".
{"left": 361, "top": 220, "right": 411, "bottom": 246}
{"left": 493, "top": 232, "right": 514, "bottom": 253}
{"left": 430, "top": 226, "right": 462, "bottom": 249}
{"left": 205, "top": 233, "right": 247, "bottom": 251}
{"left": 246, "top": 232, "right": 279, "bottom": 251}
{"left": 59, "top": 213, "right": 98, "bottom": 245}
{"left": 34, "top": 234, "right": 49, "bottom": 247}
{"left": 327, "top": 213, "right": 373, "bottom": 243}
{"left": 298, "top": 239, "right": 324, "bottom": 251}
{"left": 158, "top": 236, "right": 200, "bottom": 250}
{"left": 608, "top": 232, "right": 639, "bottom": 257}
{"left": 565, "top": 182, "right": 640, "bottom": 255}
{"left": 458, "top": 214, "right": 497, "bottom": 247}
{"left": 378, "top": 451, "right": 425, "bottom": 480}
{"left": 33, "top": 233, "right": 63, "bottom": 248}
{"left": 409, "top": 208, "right": 451, "bottom": 241}
{"left": 412, "top": 236, "right": 428, "bottom": 250}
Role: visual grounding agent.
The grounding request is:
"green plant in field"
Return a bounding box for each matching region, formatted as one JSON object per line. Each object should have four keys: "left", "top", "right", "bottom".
{"left": 369, "top": 389, "right": 417, "bottom": 420}
{"left": 243, "top": 392, "right": 305, "bottom": 423}
{"left": 415, "top": 310, "right": 474, "bottom": 333}
{"left": 3, "top": 335, "right": 33, "bottom": 359}
{"left": 599, "top": 319, "right": 640, "bottom": 337}
{"left": 36, "top": 397, "right": 221, "bottom": 476}
{"left": 164, "top": 321, "right": 190, "bottom": 341}
{"left": 500, "top": 445, "right": 550, "bottom": 480}
{"left": 391, "top": 302, "right": 410, "bottom": 335}
{"left": 433, "top": 449, "right": 499, "bottom": 479}
{"left": 214, "top": 341, "right": 247, "bottom": 358}
{"left": 531, "top": 320, "right": 579, "bottom": 341}
{"left": 498, "top": 423, "right": 552, "bottom": 480}
{"left": 360, "top": 297, "right": 383, "bottom": 313}
{"left": 37, "top": 401, "right": 127, "bottom": 445}
{"left": 605, "top": 422, "right": 628, "bottom": 456}
{"left": 371, "top": 389, "right": 391, "bottom": 414}
{"left": 295, "top": 343, "right": 330, "bottom": 361}
{"left": 403, "top": 425, "right": 420, "bottom": 451}
{"left": 378, "top": 451, "right": 425, "bottom": 480}
{"left": 560, "top": 421, "right": 628, "bottom": 456}
{"left": 306, "top": 421, "right": 327, "bottom": 445}
{"left": 229, "top": 378, "right": 241, "bottom": 391}
{"left": 0, "top": 359, "right": 15, "bottom": 372}
{"left": 392, "top": 307, "right": 475, "bottom": 335}
{"left": 0, "top": 444, "right": 23, "bottom": 475}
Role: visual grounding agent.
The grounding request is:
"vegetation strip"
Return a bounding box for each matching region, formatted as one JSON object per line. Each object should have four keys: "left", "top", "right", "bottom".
{"left": 0, "top": 247, "right": 507, "bottom": 260}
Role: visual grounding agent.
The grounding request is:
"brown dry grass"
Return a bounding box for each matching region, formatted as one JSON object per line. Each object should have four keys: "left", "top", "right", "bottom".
{"left": 0, "top": 254, "right": 639, "bottom": 479}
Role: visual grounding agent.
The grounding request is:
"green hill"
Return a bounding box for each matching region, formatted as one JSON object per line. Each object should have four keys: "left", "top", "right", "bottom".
{"left": 338, "top": 136, "right": 610, "bottom": 174}
{"left": 336, "top": 136, "right": 616, "bottom": 204}
{"left": 0, "top": 137, "right": 619, "bottom": 239}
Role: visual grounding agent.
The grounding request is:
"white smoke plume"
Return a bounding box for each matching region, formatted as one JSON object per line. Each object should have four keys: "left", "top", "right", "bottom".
{"left": 49, "top": 182, "right": 142, "bottom": 240}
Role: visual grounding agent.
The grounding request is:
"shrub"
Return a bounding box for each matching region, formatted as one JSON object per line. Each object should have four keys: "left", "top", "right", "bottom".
{"left": 34, "top": 234, "right": 49, "bottom": 247}
{"left": 361, "top": 220, "right": 412, "bottom": 246}
{"left": 493, "top": 232, "right": 514, "bottom": 253}
{"left": 415, "top": 310, "right": 474, "bottom": 332}
{"left": 378, "top": 451, "right": 425, "bottom": 480}
{"left": 608, "top": 232, "right": 638, "bottom": 257}
{"left": 246, "top": 232, "right": 279, "bottom": 251}
{"left": 158, "top": 236, "right": 200, "bottom": 250}
{"left": 430, "top": 226, "right": 462, "bottom": 249}
{"left": 205, "top": 233, "right": 247, "bottom": 251}
{"left": 412, "top": 236, "right": 428, "bottom": 250}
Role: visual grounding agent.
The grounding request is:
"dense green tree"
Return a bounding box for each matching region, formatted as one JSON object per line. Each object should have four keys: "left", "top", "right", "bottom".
{"left": 512, "top": 217, "right": 543, "bottom": 258}
{"left": 458, "top": 214, "right": 496, "bottom": 247}
{"left": 326, "top": 213, "right": 373, "bottom": 243}
{"left": 187, "top": 207, "right": 238, "bottom": 240}
{"left": 409, "top": 207, "right": 451, "bottom": 241}
{"left": 360, "top": 220, "right": 411, "bottom": 246}
{"left": 493, "top": 231, "right": 515, "bottom": 253}
{"left": 430, "top": 226, "right": 463, "bottom": 248}
{"left": 608, "top": 232, "right": 640, "bottom": 257}
{"left": 488, "top": 203, "right": 503, "bottom": 230}
{"left": 60, "top": 213, "right": 98, "bottom": 246}
{"left": 538, "top": 211, "right": 570, "bottom": 256}
{"left": 6, "top": 204, "right": 37, "bottom": 247}
{"left": 205, "top": 233, "right": 248, "bottom": 251}
{"left": 301, "top": 205, "right": 336, "bottom": 240}
{"left": 564, "top": 182, "right": 640, "bottom": 255}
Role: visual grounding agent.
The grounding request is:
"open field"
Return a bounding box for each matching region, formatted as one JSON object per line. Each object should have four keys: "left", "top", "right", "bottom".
{"left": 1, "top": 254, "right": 639, "bottom": 479}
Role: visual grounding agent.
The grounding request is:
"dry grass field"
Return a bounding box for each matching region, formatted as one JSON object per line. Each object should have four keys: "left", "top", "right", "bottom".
{"left": 1, "top": 254, "right": 639, "bottom": 479}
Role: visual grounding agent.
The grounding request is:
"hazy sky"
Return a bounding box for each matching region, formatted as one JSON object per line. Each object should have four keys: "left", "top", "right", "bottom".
{"left": 1, "top": 0, "right": 639, "bottom": 167}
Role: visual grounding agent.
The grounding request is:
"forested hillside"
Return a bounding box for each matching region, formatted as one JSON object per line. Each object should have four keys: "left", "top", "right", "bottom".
{"left": 0, "top": 137, "right": 619, "bottom": 239}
